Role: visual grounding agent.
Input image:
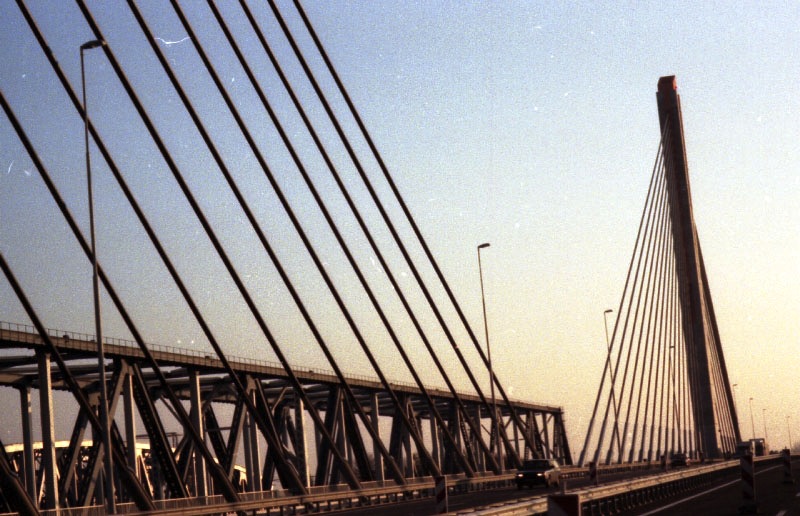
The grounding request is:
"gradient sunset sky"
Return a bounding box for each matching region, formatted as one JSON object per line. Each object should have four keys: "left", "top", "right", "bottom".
{"left": 1, "top": 1, "right": 798, "bottom": 451}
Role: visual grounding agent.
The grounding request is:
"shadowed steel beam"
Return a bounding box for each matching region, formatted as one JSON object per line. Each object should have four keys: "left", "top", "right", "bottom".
{"left": 37, "top": 352, "right": 59, "bottom": 509}
{"left": 59, "top": 399, "right": 90, "bottom": 503}
{"left": 189, "top": 369, "right": 207, "bottom": 497}
{"left": 130, "top": 365, "right": 187, "bottom": 499}
{"left": 18, "top": 386, "right": 36, "bottom": 501}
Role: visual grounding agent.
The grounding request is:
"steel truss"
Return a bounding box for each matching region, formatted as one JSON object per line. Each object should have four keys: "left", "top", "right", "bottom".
{"left": 0, "top": 324, "right": 568, "bottom": 512}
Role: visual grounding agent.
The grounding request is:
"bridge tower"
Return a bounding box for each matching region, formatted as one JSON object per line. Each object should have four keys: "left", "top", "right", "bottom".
{"left": 656, "top": 76, "right": 741, "bottom": 459}
{"left": 580, "top": 76, "right": 741, "bottom": 466}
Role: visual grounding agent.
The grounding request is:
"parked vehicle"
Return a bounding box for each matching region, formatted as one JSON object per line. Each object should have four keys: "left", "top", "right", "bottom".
{"left": 515, "top": 459, "right": 560, "bottom": 489}
{"left": 670, "top": 452, "right": 691, "bottom": 467}
{"left": 751, "top": 438, "right": 767, "bottom": 456}
{"left": 734, "top": 439, "right": 767, "bottom": 458}
{"left": 734, "top": 441, "right": 754, "bottom": 458}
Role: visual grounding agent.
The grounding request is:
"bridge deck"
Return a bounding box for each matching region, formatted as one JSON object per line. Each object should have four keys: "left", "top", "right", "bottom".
{"left": 0, "top": 322, "right": 562, "bottom": 418}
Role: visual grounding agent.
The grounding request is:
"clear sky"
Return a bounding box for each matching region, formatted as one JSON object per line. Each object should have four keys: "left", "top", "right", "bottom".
{"left": 1, "top": 1, "right": 798, "bottom": 454}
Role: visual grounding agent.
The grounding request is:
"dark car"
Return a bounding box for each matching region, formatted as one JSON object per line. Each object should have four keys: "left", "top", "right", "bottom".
{"left": 515, "top": 459, "right": 560, "bottom": 489}
{"left": 670, "top": 452, "right": 691, "bottom": 467}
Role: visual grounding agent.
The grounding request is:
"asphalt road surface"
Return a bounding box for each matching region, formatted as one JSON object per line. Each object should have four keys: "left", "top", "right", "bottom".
{"left": 628, "top": 460, "right": 800, "bottom": 515}
{"left": 330, "top": 460, "right": 800, "bottom": 515}
{"left": 327, "top": 466, "right": 683, "bottom": 515}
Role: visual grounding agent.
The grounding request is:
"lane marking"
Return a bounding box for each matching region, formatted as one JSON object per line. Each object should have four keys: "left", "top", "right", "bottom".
{"left": 639, "top": 464, "right": 782, "bottom": 515}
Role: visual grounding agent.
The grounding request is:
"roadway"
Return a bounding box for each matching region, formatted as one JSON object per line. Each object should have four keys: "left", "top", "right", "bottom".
{"left": 322, "top": 483, "right": 542, "bottom": 516}
{"left": 326, "top": 465, "right": 683, "bottom": 515}
{"left": 330, "top": 459, "right": 800, "bottom": 515}
{"left": 628, "top": 459, "right": 800, "bottom": 515}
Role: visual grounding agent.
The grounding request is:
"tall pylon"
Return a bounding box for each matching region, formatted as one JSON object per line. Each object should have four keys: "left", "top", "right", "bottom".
{"left": 656, "top": 75, "right": 740, "bottom": 459}
{"left": 579, "top": 76, "right": 741, "bottom": 466}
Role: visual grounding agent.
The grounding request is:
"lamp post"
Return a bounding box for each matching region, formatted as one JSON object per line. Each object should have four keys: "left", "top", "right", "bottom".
{"left": 477, "top": 242, "right": 500, "bottom": 471}
{"left": 603, "top": 309, "right": 621, "bottom": 461}
{"left": 748, "top": 397, "right": 755, "bottom": 440}
{"left": 81, "top": 38, "right": 115, "bottom": 514}
{"left": 787, "top": 416, "right": 793, "bottom": 451}
{"left": 732, "top": 383, "right": 738, "bottom": 416}
{"left": 762, "top": 408, "right": 768, "bottom": 444}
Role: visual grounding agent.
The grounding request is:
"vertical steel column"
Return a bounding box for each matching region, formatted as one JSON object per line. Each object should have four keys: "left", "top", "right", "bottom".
{"left": 248, "top": 403, "right": 261, "bottom": 491}
{"left": 18, "top": 385, "right": 36, "bottom": 500}
{"left": 475, "top": 405, "right": 485, "bottom": 472}
{"left": 337, "top": 401, "right": 349, "bottom": 468}
{"left": 542, "top": 415, "right": 551, "bottom": 459}
{"left": 294, "top": 398, "right": 310, "bottom": 488}
{"left": 403, "top": 425, "right": 413, "bottom": 477}
{"left": 243, "top": 411, "right": 255, "bottom": 492}
{"left": 371, "top": 394, "right": 384, "bottom": 482}
{"left": 430, "top": 411, "right": 441, "bottom": 470}
{"left": 188, "top": 369, "right": 207, "bottom": 497}
{"left": 37, "top": 351, "right": 59, "bottom": 509}
{"left": 123, "top": 365, "right": 137, "bottom": 473}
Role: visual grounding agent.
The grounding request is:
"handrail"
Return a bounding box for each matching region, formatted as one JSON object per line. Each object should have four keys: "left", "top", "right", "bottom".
{"left": 458, "top": 455, "right": 783, "bottom": 515}
{"left": 0, "top": 320, "right": 563, "bottom": 411}
{"left": 17, "top": 454, "right": 786, "bottom": 516}
{"left": 0, "top": 320, "right": 423, "bottom": 388}
{"left": 26, "top": 471, "right": 516, "bottom": 516}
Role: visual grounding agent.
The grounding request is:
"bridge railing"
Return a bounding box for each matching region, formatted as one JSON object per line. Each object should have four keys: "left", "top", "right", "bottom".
{"left": 16, "top": 471, "right": 516, "bottom": 516}
{"left": 1, "top": 320, "right": 559, "bottom": 412}
{"left": 459, "top": 455, "right": 784, "bottom": 515}
{"left": 0, "top": 320, "right": 422, "bottom": 390}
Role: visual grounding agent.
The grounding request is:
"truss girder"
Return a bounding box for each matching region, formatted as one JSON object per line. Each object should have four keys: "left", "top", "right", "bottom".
{"left": 0, "top": 328, "right": 570, "bottom": 509}
{"left": 130, "top": 365, "right": 187, "bottom": 499}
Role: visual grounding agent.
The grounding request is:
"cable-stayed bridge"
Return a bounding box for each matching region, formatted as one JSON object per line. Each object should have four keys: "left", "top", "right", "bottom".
{"left": 0, "top": 1, "right": 740, "bottom": 514}
{"left": 579, "top": 76, "right": 739, "bottom": 467}
{"left": 1, "top": 2, "right": 569, "bottom": 512}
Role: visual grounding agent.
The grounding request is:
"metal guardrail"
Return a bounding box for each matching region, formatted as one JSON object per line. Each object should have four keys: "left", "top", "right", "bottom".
{"left": 455, "top": 455, "right": 785, "bottom": 515}
{"left": 3, "top": 457, "right": 783, "bottom": 515}
{"left": 19, "top": 472, "right": 517, "bottom": 516}
{"left": 0, "top": 320, "right": 424, "bottom": 390}
{"left": 1, "top": 321, "right": 559, "bottom": 411}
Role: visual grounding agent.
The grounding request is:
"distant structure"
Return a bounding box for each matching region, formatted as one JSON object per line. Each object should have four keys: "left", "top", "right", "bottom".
{"left": 580, "top": 76, "right": 740, "bottom": 466}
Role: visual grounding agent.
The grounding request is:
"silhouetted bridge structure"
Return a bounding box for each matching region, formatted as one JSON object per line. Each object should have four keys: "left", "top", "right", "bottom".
{"left": 0, "top": 1, "right": 739, "bottom": 514}
{"left": 0, "top": 321, "right": 568, "bottom": 513}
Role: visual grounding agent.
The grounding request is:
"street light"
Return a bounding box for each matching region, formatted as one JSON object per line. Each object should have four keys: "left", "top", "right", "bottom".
{"left": 477, "top": 242, "right": 500, "bottom": 471}
{"left": 748, "top": 397, "right": 755, "bottom": 440}
{"left": 787, "top": 416, "right": 793, "bottom": 451}
{"left": 81, "top": 38, "right": 115, "bottom": 514}
{"left": 762, "top": 408, "right": 768, "bottom": 443}
{"left": 603, "top": 309, "right": 621, "bottom": 461}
